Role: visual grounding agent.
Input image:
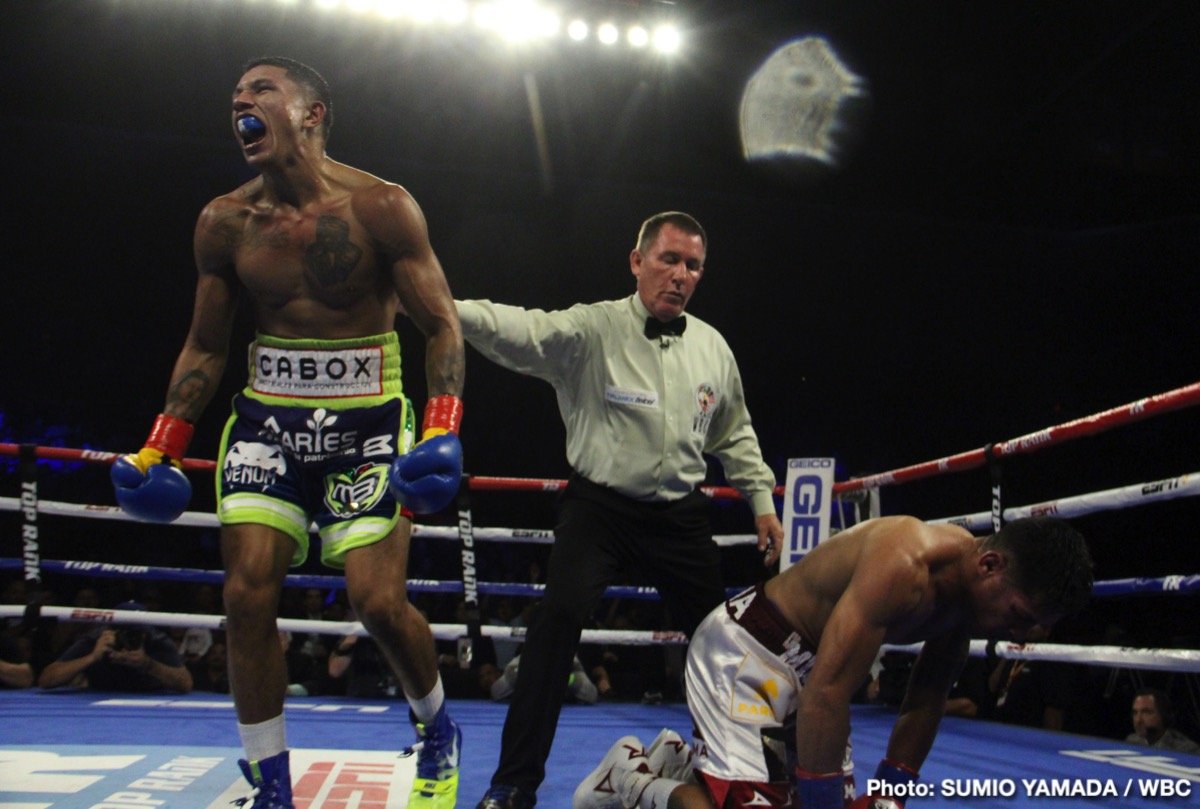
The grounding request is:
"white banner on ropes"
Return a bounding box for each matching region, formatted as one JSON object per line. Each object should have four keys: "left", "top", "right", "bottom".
{"left": 781, "top": 457, "right": 835, "bottom": 571}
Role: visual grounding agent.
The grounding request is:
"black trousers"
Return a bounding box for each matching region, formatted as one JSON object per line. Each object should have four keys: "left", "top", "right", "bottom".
{"left": 491, "top": 475, "right": 726, "bottom": 796}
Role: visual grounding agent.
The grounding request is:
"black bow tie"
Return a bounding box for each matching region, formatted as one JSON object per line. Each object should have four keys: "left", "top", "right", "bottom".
{"left": 644, "top": 315, "right": 687, "bottom": 339}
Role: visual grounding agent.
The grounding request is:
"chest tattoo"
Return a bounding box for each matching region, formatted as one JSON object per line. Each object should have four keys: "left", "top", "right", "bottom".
{"left": 304, "top": 215, "right": 363, "bottom": 286}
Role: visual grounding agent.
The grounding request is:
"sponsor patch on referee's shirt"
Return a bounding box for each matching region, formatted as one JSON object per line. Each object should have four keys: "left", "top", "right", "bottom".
{"left": 604, "top": 385, "right": 659, "bottom": 409}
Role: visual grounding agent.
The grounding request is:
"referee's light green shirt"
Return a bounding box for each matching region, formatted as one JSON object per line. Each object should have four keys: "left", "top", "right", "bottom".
{"left": 457, "top": 295, "right": 778, "bottom": 518}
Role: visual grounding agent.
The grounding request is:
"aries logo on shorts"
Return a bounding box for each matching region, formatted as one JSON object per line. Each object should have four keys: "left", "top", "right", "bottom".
{"left": 224, "top": 441, "right": 288, "bottom": 489}
{"left": 692, "top": 383, "right": 719, "bottom": 435}
{"left": 324, "top": 463, "right": 390, "bottom": 516}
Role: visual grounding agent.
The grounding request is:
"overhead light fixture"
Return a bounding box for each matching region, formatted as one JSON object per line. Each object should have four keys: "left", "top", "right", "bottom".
{"left": 651, "top": 23, "right": 680, "bottom": 54}
{"left": 567, "top": 18, "right": 588, "bottom": 41}
{"left": 597, "top": 21, "right": 619, "bottom": 45}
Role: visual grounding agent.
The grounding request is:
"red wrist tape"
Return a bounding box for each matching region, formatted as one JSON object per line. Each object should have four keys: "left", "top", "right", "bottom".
{"left": 422, "top": 395, "right": 463, "bottom": 437}
{"left": 793, "top": 766, "right": 844, "bottom": 809}
{"left": 876, "top": 759, "right": 920, "bottom": 782}
{"left": 794, "top": 766, "right": 843, "bottom": 780}
{"left": 145, "top": 414, "right": 195, "bottom": 461}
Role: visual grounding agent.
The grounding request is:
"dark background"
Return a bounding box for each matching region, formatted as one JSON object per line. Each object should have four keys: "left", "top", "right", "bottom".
{"left": 2, "top": 1, "right": 1198, "bottom": 642}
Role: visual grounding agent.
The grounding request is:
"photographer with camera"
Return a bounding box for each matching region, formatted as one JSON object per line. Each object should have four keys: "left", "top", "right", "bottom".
{"left": 38, "top": 602, "right": 192, "bottom": 693}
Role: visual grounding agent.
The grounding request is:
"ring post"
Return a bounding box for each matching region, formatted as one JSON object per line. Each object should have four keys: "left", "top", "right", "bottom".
{"left": 455, "top": 474, "right": 483, "bottom": 669}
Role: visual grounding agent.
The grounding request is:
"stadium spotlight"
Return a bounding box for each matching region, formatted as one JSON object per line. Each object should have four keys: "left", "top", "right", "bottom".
{"left": 193, "top": 0, "right": 683, "bottom": 55}
{"left": 597, "top": 21, "right": 619, "bottom": 45}
{"left": 408, "top": 0, "right": 441, "bottom": 21}
{"left": 651, "top": 23, "right": 681, "bottom": 54}
{"left": 567, "top": 18, "right": 589, "bottom": 41}
{"left": 480, "top": 1, "right": 559, "bottom": 42}
{"left": 437, "top": 0, "right": 469, "bottom": 24}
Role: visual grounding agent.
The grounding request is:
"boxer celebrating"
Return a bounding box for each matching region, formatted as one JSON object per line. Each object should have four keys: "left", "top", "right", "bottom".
{"left": 111, "top": 57, "right": 465, "bottom": 809}
{"left": 572, "top": 516, "right": 1094, "bottom": 809}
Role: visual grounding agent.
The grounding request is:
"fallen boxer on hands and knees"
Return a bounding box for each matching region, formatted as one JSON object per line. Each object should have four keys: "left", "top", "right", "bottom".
{"left": 572, "top": 515, "right": 1094, "bottom": 809}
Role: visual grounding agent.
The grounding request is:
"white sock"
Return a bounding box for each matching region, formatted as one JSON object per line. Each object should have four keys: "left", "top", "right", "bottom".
{"left": 619, "top": 770, "right": 682, "bottom": 809}
{"left": 407, "top": 676, "right": 445, "bottom": 723}
{"left": 238, "top": 714, "right": 286, "bottom": 763}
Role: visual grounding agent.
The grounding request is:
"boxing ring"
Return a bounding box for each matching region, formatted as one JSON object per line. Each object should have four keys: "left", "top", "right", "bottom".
{"left": 3, "top": 381, "right": 1200, "bottom": 806}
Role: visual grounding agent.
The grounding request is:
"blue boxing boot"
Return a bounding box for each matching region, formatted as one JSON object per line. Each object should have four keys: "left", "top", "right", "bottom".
{"left": 405, "top": 705, "right": 462, "bottom": 808}
{"left": 235, "top": 750, "right": 294, "bottom": 809}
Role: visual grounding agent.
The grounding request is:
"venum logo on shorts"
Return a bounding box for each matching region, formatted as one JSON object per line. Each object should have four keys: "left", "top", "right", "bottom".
{"left": 324, "top": 463, "right": 390, "bottom": 516}
{"left": 692, "top": 382, "right": 719, "bottom": 435}
{"left": 251, "top": 343, "right": 384, "bottom": 398}
{"left": 224, "top": 441, "right": 288, "bottom": 489}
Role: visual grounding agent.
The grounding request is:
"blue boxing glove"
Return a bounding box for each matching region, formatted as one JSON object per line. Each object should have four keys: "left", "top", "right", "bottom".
{"left": 389, "top": 433, "right": 462, "bottom": 514}
{"left": 388, "top": 395, "right": 463, "bottom": 514}
{"left": 111, "top": 414, "right": 194, "bottom": 523}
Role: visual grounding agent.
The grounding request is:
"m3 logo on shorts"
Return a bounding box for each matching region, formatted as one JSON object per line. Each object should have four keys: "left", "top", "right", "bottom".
{"left": 224, "top": 441, "right": 288, "bottom": 489}
{"left": 324, "top": 463, "right": 390, "bottom": 516}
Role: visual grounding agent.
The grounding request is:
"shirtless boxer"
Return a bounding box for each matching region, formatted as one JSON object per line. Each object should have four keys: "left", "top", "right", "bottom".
{"left": 110, "top": 57, "right": 465, "bottom": 809}
{"left": 573, "top": 515, "right": 1093, "bottom": 809}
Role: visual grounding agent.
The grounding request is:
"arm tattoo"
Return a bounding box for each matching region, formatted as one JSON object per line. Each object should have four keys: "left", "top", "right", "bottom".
{"left": 430, "top": 350, "right": 466, "bottom": 397}
{"left": 166, "top": 370, "right": 211, "bottom": 423}
{"left": 305, "top": 215, "right": 363, "bottom": 286}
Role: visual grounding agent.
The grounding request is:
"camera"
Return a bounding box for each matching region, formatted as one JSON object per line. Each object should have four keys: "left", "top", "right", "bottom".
{"left": 112, "top": 628, "right": 146, "bottom": 652}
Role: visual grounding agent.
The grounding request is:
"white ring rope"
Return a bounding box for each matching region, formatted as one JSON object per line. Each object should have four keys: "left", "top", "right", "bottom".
{"left": 0, "top": 496, "right": 757, "bottom": 547}
{"left": 930, "top": 472, "right": 1200, "bottom": 532}
{"left": 884, "top": 640, "right": 1200, "bottom": 675}
{"left": 4, "top": 410, "right": 1198, "bottom": 671}
{"left": 0, "top": 605, "right": 687, "bottom": 647}
{"left": 5, "top": 605, "right": 1198, "bottom": 671}
{"left": 4, "top": 557, "right": 1196, "bottom": 599}
{"left": 7, "top": 468, "right": 1200, "bottom": 546}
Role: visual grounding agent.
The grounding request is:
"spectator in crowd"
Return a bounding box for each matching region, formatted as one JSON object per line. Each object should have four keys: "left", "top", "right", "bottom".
{"left": 193, "top": 639, "right": 230, "bottom": 694}
{"left": 990, "top": 626, "right": 1080, "bottom": 731}
{"left": 1126, "top": 688, "right": 1200, "bottom": 754}
{"left": 943, "top": 656, "right": 995, "bottom": 719}
{"left": 281, "top": 630, "right": 327, "bottom": 697}
{"left": 328, "top": 632, "right": 400, "bottom": 699}
{"left": 487, "top": 597, "right": 525, "bottom": 670}
{"left": 174, "top": 621, "right": 215, "bottom": 668}
{"left": 173, "top": 583, "right": 222, "bottom": 667}
{"left": 49, "top": 585, "right": 101, "bottom": 658}
{"left": 591, "top": 605, "right": 670, "bottom": 703}
{"left": 38, "top": 603, "right": 192, "bottom": 693}
{"left": 295, "top": 587, "right": 334, "bottom": 663}
{"left": 0, "top": 631, "right": 33, "bottom": 688}
{"left": 486, "top": 654, "right": 599, "bottom": 704}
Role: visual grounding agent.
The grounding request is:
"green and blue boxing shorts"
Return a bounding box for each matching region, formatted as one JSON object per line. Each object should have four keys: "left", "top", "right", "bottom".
{"left": 216, "top": 333, "right": 415, "bottom": 568}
